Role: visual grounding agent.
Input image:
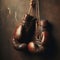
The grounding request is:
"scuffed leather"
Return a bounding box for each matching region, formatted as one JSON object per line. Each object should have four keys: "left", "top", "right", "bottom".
{"left": 27, "top": 20, "right": 49, "bottom": 53}
{"left": 12, "top": 14, "right": 37, "bottom": 50}
{"left": 12, "top": 14, "right": 49, "bottom": 53}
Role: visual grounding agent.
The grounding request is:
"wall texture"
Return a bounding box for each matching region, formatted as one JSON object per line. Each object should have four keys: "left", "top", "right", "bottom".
{"left": 0, "top": 0, "right": 60, "bottom": 60}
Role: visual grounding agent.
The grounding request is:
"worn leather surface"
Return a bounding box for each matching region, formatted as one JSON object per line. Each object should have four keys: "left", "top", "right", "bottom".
{"left": 0, "top": 0, "right": 60, "bottom": 60}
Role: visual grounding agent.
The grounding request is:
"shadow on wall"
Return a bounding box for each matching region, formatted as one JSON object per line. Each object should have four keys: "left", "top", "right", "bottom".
{"left": 40, "top": 21, "right": 58, "bottom": 60}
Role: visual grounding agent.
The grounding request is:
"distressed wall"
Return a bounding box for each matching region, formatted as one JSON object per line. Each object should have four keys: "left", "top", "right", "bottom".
{"left": 0, "top": 0, "right": 60, "bottom": 60}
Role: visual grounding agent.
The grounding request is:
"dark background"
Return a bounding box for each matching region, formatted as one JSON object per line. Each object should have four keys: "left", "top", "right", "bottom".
{"left": 0, "top": 0, "right": 60, "bottom": 60}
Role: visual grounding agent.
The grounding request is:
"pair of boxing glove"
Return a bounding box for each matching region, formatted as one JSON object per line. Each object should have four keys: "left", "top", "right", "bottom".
{"left": 12, "top": 14, "right": 49, "bottom": 53}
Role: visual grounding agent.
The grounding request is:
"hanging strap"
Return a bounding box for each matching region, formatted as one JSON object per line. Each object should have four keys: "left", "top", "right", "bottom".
{"left": 35, "top": 0, "right": 42, "bottom": 41}
{"left": 36, "top": 0, "right": 40, "bottom": 20}
{"left": 28, "top": 0, "right": 36, "bottom": 17}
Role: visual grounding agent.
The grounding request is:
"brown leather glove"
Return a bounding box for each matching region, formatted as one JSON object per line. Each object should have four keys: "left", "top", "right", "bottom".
{"left": 27, "top": 20, "right": 49, "bottom": 53}
{"left": 12, "top": 14, "right": 37, "bottom": 50}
